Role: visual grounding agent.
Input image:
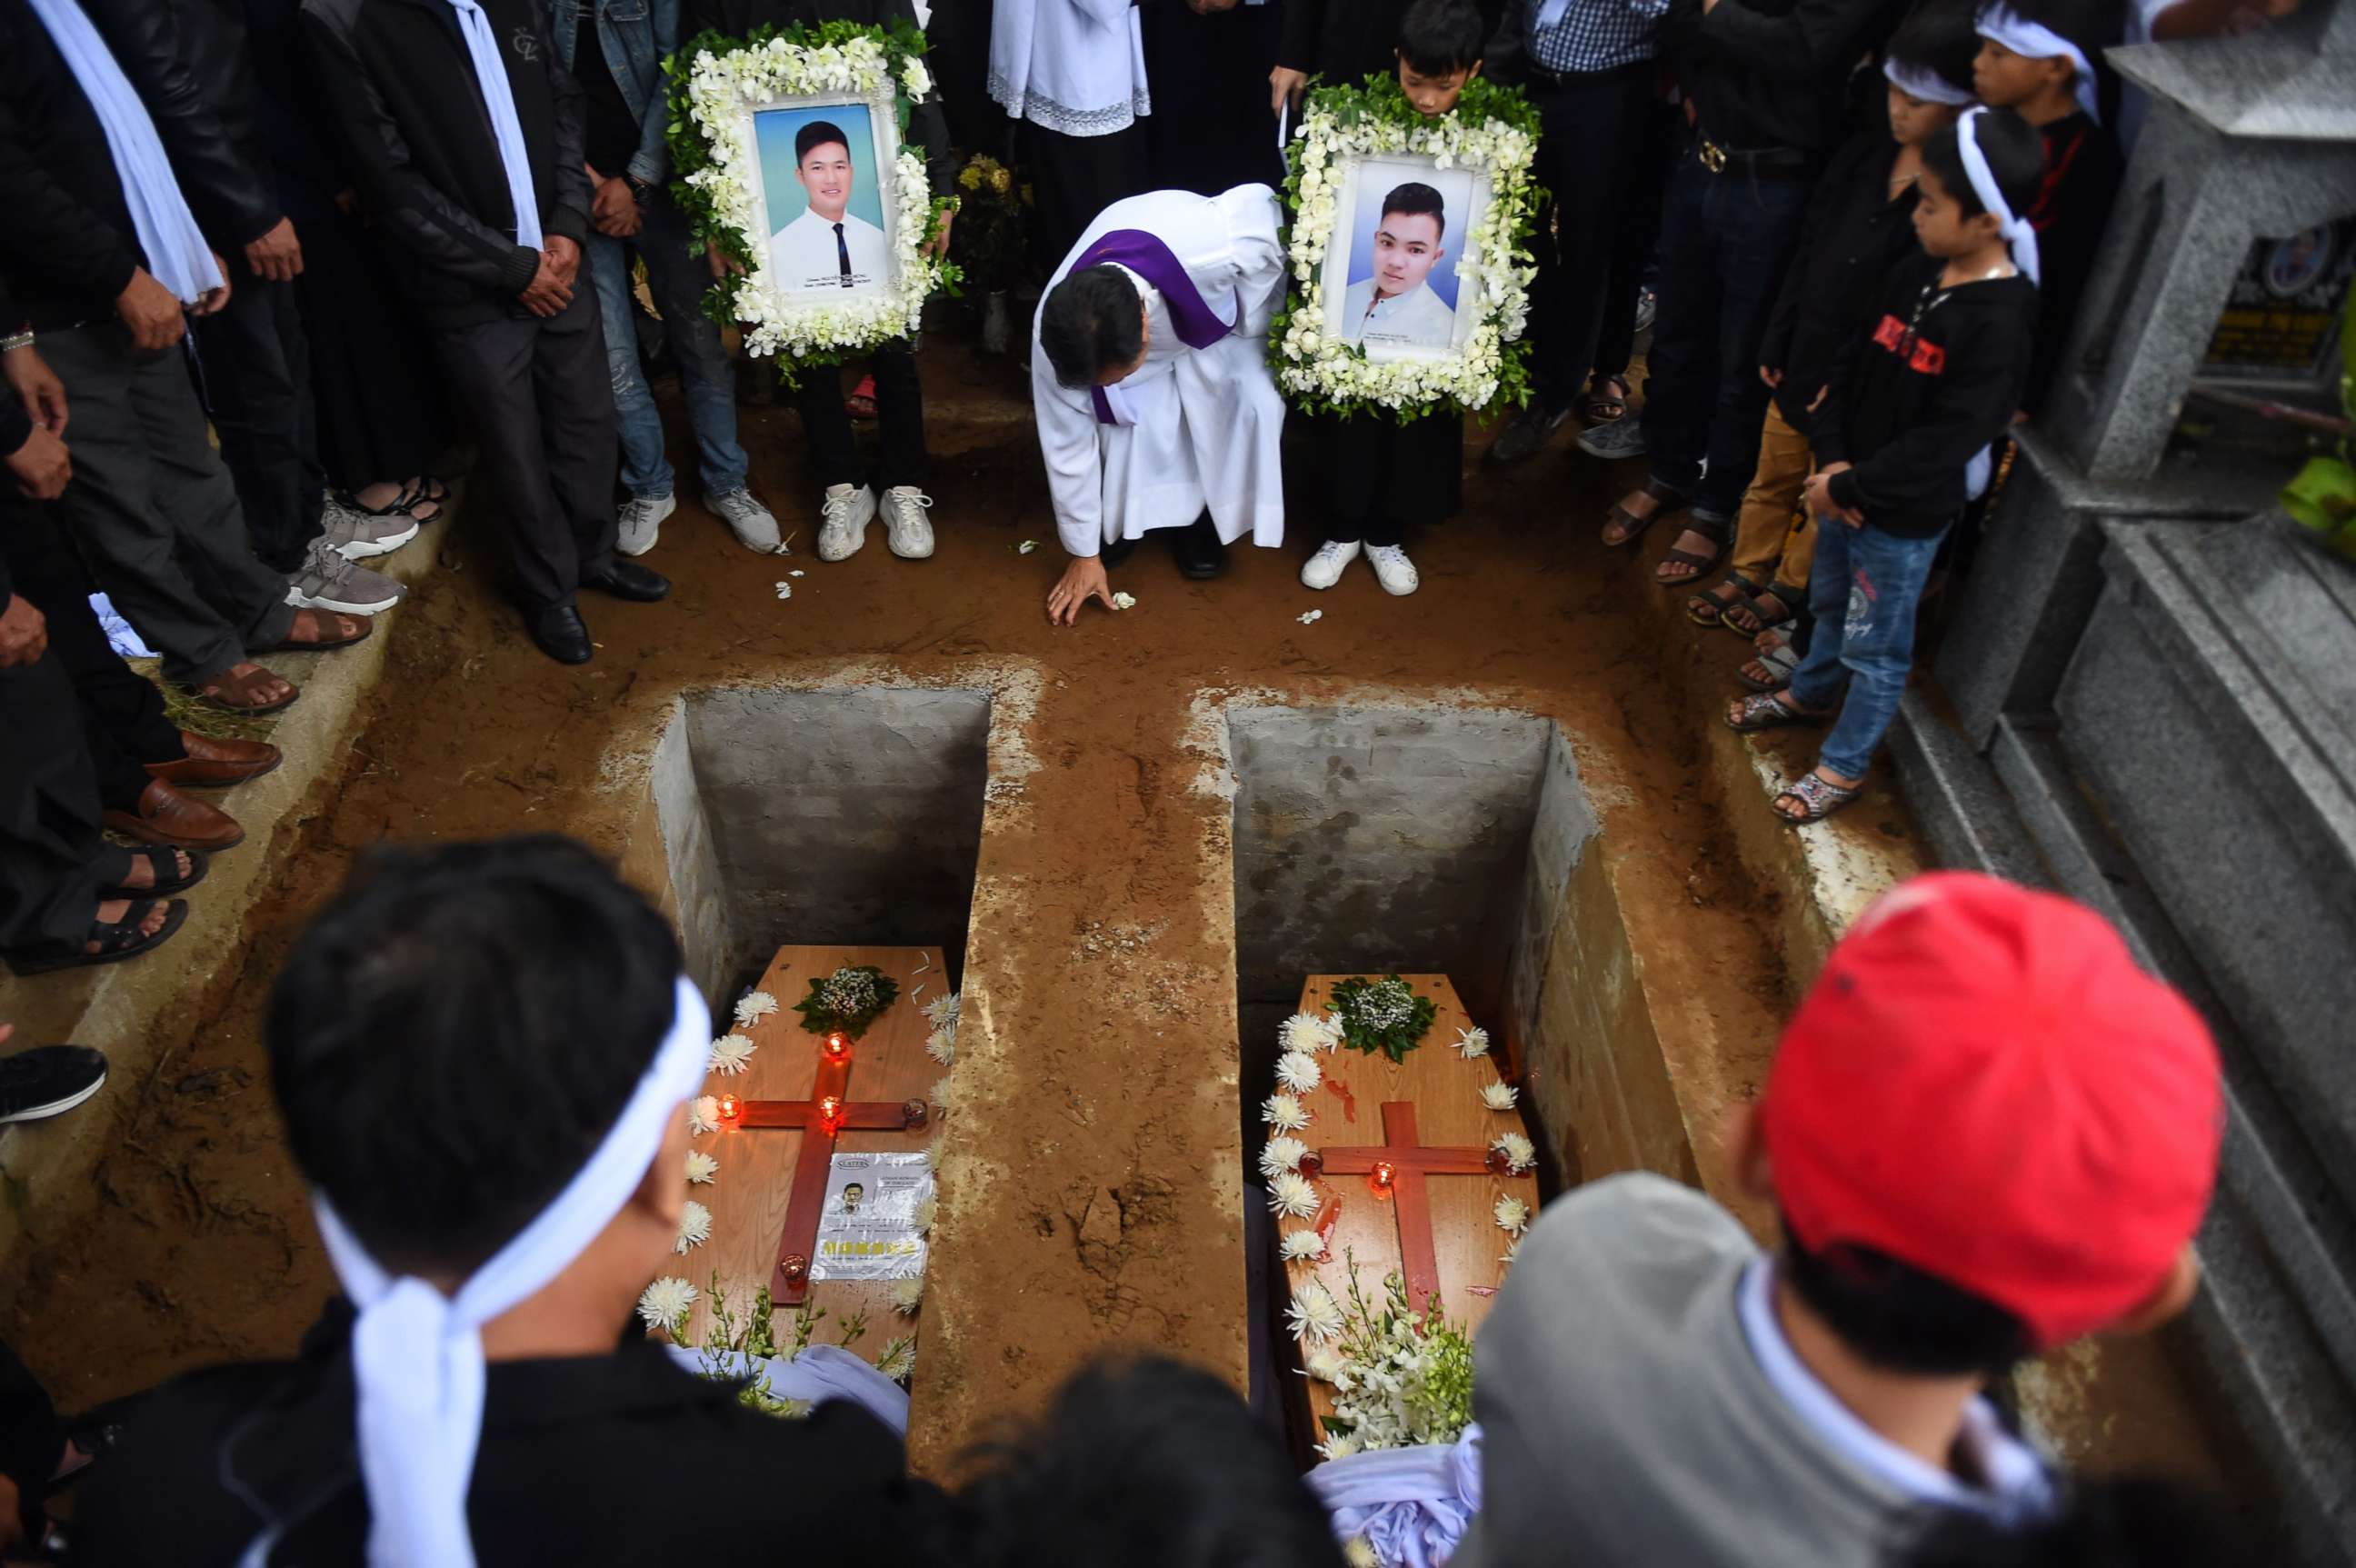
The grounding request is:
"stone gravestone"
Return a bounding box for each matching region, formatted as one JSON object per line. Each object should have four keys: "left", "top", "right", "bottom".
{"left": 680, "top": 945, "right": 943, "bottom": 1375}
{"left": 1273, "top": 974, "right": 1540, "bottom": 1447}
{"left": 1890, "top": 7, "right": 2356, "bottom": 1556}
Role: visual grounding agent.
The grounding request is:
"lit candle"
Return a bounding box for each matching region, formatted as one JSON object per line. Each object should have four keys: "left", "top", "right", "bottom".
{"left": 716, "top": 1093, "right": 741, "bottom": 1124}
{"left": 1369, "top": 1160, "right": 1396, "bottom": 1198}
{"left": 823, "top": 1031, "right": 853, "bottom": 1064}
{"left": 818, "top": 1094, "right": 844, "bottom": 1134}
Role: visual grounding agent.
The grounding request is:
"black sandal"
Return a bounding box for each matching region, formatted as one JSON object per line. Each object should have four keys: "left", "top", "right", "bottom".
{"left": 1723, "top": 584, "right": 1798, "bottom": 637}
{"left": 1686, "top": 574, "right": 1759, "bottom": 627}
{"left": 1656, "top": 514, "right": 1732, "bottom": 585}
{"left": 1602, "top": 478, "right": 1688, "bottom": 547}
{"left": 95, "top": 844, "right": 207, "bottom": 898}
{"left": 1582, "top": 374, "right": 1630, "bottom": 424}
{"left": 5, "top": 898, "right": 188, "bottom": 975}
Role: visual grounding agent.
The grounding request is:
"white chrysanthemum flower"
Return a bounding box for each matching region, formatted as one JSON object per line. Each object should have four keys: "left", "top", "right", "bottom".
{"left": 635, "top": 1275, "right": 696, "bottom": 1334}
{"left": 1286, "top": 1283, "right": 1344, "bottom": 1344}
{"left": 1262, "top": 1094, "right": 1309, "bottom": 1133}
{"left": 1492, "top": 1133, "right": 1536, "bottom": 1174}
{"left": 1320, "top": 1433, "right": 1362, "bottom": 1462}
{"left": 931, "top": 1075, "right": 953, "bottom": 1114}
{"left": 1275, "top": 1050, "right": 1323, "bottom": 1094}
{"left": 1282, "top": 1013, "right": 1344, "bottom": 1055}
{"left": 674, "top": 1200, "right": 713, "bottom": 1253}
{"left": 1494, "top": 1194, "right": 1532, "bottom": 1235}
{"left": 1258, "top": 1135, "right": 1308, "bottom": 1179}
{"left": 685, "top": 1150, "right": 719, "bottom": 1185}
{"left": 876, "top": 1335, "right": 916, "bottom": 1381}
{"left": 733, "top": 990, "right": 778, "bottom": 1026}
{"left": 924, "top": 1026, "right": 956, "bottom": 1068}
{"left": 924, "top": 1135, "right": 943, "bottom": 1171}
{"left": 1343, "top": 1536, "right": 1379, "bottom": 1568}
{"left": 709, "top": 1033, "right": 757, "bottom": 1075}
{"left": 1267, "top": 1173, "right": 1320, "bottom": 1219}
{"left": 923, "top": 991, "right": 959, "bottom": 1029}
{"left": 892, "top": 1273, "right": 924, "bottom": 1315}
{"left": 1481, "top": 1082, "right": 1519, "bottom": 1111}
{"left": 1280, "top": 1228, "right": 1327, "bottom": 1263}
{"left": 688, "top": 1095, "right": 720, "bottom": 1135}
{"left": 913, "top": 1193, "right": 937, "bottom": 1235}
{"left": 1454, "top": 1025, "right": 1492, "bottom": 1059}
{"left": 1305, "top": 1346, "right": 1348, "bottom": 1383}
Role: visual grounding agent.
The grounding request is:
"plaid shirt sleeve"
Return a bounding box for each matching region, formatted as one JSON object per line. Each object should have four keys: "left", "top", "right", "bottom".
{"left": 1529, "top": 0, "right": 1672, "bottom": 72}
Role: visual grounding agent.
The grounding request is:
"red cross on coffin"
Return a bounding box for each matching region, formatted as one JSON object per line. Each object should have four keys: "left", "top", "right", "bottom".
{"left": 1317, "top": 1102, "right": 1505, "bottom": 1314}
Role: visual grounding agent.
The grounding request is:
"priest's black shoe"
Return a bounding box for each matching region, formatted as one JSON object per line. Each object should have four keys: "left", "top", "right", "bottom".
{"left": 1100, "top": 535, "right": 1137, "bottom": 568}
{"left": 528, "top": 603, "right": 594, "bottom": 664}
{"left": 1173, "top": 514, "right": 1226, "bottom": 581}
{"left": 583, "top": 561, "right": 671, "bottom": 602}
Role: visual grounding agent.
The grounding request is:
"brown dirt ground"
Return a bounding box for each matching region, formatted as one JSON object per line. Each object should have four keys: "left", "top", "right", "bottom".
{"left": 0, "top": 321, "right": 2167, "bottom": 1489}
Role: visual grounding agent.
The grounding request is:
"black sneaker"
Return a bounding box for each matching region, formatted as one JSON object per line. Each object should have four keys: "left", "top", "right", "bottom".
{"left": 0, "top": 1046, "right": 109, "bottom": 1124}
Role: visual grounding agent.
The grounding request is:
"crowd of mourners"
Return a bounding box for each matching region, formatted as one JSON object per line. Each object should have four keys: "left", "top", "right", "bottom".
{"left": 0, "top": 0, "right": 2292, "bottom": 1554}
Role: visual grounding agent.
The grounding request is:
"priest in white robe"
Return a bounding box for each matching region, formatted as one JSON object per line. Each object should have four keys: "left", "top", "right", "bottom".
{"left": 1033, "top": 184, "right": 1288, "bottom": 624}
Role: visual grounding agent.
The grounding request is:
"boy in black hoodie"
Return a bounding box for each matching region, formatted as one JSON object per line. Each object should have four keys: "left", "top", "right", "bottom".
{"left": 1682, "top": 0, "right": 1982, "bottom": 630}
{"left": 1724, "top": 108, "right": 2042, "bottom": 824}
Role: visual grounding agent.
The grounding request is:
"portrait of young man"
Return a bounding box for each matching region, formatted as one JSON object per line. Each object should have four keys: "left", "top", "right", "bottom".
{"left": 1340, "top": 179, "right": 1457, "bottom": 350}
{"left": 765, "top": 113, "right": 890, "bottom": 291}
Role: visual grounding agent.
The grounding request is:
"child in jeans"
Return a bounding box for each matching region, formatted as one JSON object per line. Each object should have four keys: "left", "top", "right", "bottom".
{"left": 1298, "top": 0, "right": 1487, "bottom": 598}
{"left": 1724, "top": 107, "right": 2042, "bottom": 824}
{"left": 1682, "top": 0, "right": 1982, "bottom": 634}
{"left": 1971, "top": 0, "right": 2124, "bottom": 412}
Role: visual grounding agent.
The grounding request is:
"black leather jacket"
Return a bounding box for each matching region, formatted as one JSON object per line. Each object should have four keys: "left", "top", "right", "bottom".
{"left": 83, "top": 0, "right": 283, "bottom": 249}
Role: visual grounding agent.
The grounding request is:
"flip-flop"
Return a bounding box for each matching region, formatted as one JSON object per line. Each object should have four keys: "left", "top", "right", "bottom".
{"left": 5, "top": 898, "right": 188, "bottom": 975}
{"left": 1602, "top": 478, "right": 1688, "bottom": 547}
{"left": 95, "top": 844, "right": 208, "bottom": 898}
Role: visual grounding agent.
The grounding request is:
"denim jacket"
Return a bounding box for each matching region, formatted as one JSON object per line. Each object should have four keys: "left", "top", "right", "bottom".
{"left": 548, "top": 0, "right": 675, "bottom": 185}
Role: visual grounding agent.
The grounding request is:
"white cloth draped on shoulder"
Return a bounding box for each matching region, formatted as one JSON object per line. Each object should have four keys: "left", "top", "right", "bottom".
{"left": 1033, "top": 185, "right": 1288, "bottom": 558}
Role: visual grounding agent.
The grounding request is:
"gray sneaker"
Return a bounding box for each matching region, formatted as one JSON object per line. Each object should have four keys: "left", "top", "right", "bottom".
{"left": 317, "top": 497, "right": 419, "bottom": 560}
{"left": 1577, "top": 415, "right": 1650, "bottom": 461}
{"left": 709, "top": 486, "right": 784, "bottom": 554}
{"left": 618, "top": 491, "right": 676, "bottom": 557}
{"left": 1486, "top": 403, "right": 1571, "bottom": 464}
{"left": 285, "top": 537, "right": 406, "bottom": 614}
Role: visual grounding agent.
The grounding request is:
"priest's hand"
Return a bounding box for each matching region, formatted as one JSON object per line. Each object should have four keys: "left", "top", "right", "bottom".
{"left": 1269, "top": 66, "right": 1308, "bottom": 117}
{"left": 1047, "top": 554, "right": 1117, "bottom": 625}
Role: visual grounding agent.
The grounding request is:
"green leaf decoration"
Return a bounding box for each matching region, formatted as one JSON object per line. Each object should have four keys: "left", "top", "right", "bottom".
{"left": 792, "top": 964, "right": 901, "bottom": 1040}
{"left": 1324, "top": 974, "right": 1437, "bottom": 1063}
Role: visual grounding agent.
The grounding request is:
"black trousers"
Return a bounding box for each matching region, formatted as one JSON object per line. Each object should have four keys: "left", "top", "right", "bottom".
{"left": 1320, "top": 409, "right": 1463, "bottom": 546}
{"left": 0, "top": 651, "right": 103, "bottom": 954}
{"left": 794, "top": 343, "right": 927, "bottom": 491}
{"left": 1526, "top": 63, "right": 1660, "bottom": 413}
{"left": 0, "top": 1339, "right": 58, "bottom": 1546}
{"left": 1591, "top": 98, "right": 1679, "bottom": 387}
{"left": 0, "top": 500, "right": 184, "bottom": 812}
{"left": 425, "top": 288, "right": 618, "bottom": 610}
{"left": 1023, "top": 119, "right": 1148, "bottom": 275}
{"left": 189, "top": 274, "right": 326, "bottom": 574}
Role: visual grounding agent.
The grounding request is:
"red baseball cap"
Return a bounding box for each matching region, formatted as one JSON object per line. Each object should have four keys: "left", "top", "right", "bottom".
{"left": 1760, "top": 872, "right": 2222, "bottom": 1348}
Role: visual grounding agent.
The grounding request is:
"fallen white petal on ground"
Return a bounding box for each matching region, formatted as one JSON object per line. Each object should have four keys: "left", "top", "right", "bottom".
{"left": 1297, "top": 609, "right": 1323, "bottom": 624}
{"left": 1112, "top": 592, "right": 1137, "bottom": 610}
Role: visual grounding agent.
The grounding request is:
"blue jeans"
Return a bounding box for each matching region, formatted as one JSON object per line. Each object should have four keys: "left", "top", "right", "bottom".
{"left": 587, "top": 194, "right": 748, "bottom": 498}
{"left": 1787, "top": 517, "right": 1949, "bottom": 780}
{"left": 548, "top": 0, "right": 674, "bottom": 186}
{"left": 1638, "top": 147, "right": 1813, "bottom": 519}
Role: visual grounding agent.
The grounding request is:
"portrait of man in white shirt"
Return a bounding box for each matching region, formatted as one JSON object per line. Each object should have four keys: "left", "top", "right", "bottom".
{"left": 1340, "top": 181, "right": 1458, "bottom": 352}
{"left": 765, "top": 115, "right": 891, "bottom": 294}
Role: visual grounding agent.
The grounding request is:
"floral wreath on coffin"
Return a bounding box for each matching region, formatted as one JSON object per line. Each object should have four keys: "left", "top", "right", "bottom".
{"left": 665, "top": 21, "right": 959, "bottom": 383}
{"left": 1270, "top": 74, "right": 1542, "bottom": 422}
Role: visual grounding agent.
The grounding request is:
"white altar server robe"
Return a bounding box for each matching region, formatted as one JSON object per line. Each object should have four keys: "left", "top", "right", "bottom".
{"left": 1033, "top": 185, "right": 1288, "bottom": 558}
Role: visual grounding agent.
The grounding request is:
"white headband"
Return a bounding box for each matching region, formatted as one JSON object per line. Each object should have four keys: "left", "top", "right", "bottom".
{"left": 1974, "top": 4, "right": 2101, "bottom": 123}
{"left": 282, "top": 975, "right": 714, "bottom": 1568}
{"left": 1956, "top": 107, "right": 2042, "bottom": 287}
{"left": 1883, "top": 56, "right": 1977, "bottom": 107}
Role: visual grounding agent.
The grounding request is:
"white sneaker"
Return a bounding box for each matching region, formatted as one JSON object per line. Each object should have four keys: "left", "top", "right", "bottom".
{"left": 882, "top": 486, "right": 934, "bottom": 559}
{"left": 618, "top": 491, "right": 675, "bottom": 557}
{"left": 1364, "top": 543, "right": 1420, "bottom": 595}
{"left": 1301, "top": 539, "right": 1360, "bottom": 590}
{"left": 817, "top": 483, "right": 876, "bottom": 562}
{"left": 708, "top": 486, "right": 782, "bottom": 554}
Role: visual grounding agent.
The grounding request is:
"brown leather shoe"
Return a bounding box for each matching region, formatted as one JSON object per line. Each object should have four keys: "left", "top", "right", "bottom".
{"left": 145, "top": 730, "right": 284, "bottom": 789}
{"left": 102, "top": 779, "right": 245, "bottom": 853}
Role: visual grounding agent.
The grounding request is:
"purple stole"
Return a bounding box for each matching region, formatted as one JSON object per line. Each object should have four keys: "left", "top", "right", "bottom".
{"left": 1068, "top": 228, "right": 1234, "bottom": 425}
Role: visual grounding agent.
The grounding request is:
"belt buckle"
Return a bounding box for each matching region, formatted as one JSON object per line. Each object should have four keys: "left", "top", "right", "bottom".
{"left": 1700, "top": 138, "right": 1729, "bottom": 175}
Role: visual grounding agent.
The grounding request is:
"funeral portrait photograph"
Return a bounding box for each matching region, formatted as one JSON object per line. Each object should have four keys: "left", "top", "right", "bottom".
{"left": 1323, "top": 157, "right": 1482, "bottom": 358}
{"left": 756, "top": 101, "right": 896, "bottom": 295}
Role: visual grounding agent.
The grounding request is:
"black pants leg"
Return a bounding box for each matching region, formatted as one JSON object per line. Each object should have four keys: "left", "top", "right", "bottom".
{"left": 428, "top": 291, "right": 618, "bottom": 609}
{"left": 0, "top": 653, "right": 104, "bottom": 954}
{"left": 1590, "top": 101, "right": 1678, "bottom": 388}
{"left": 0, "top": 500, "right": 182, "bottom": 811}
{"left": 0, "top": 1339, "right": 58, "bottom": 1547}
{"left": 1322, "top": 410, "right": 1461, "bottom": 547}
{"left": 1526, "top": 66, "right": 1657, "bottom": 414}
{"left": 189, "top": 276, "right": 323, "bottom": 574}
{"left": 796, "top": 345, "right": 930, "bottom": 493}
{"left": 1023, "top": 120, "right": 1148, "bottom": 273}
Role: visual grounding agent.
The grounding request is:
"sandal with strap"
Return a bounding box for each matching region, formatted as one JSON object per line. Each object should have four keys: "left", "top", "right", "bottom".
{"left": 1582, "top": 374, "right": 1630, "bottom": 424}
{"left": 190, "top": 664, "right": 299, "bottom": 714}
{"left": 1686, "top": 574, "right": 1760, "bottom": 627}
{"left": 260, "top": 611, "right": 372, "bottom": 654}
{"left": 1735, "top": 636, "right": 1801, "bottom": 693}
{"left": 1723, "top": 584, "right": 1799, "bottom": 637}
{"left": 1602, "top": 478, "right": 1689, "bottom": 548}
{"left": 1656, "top": 513, "right": 1732, "bottom": 585}
{"left": 5, "top": 898, "right": 188, "bottom": 975}
{"left": 1724, "top": 690, "right": 1826, "bottom": 733}
{"left": 1774, "top": 770, "right": 1862, "bottom": 824}
{"left": 95, "top": 844, "right": 207, "bottom": 898}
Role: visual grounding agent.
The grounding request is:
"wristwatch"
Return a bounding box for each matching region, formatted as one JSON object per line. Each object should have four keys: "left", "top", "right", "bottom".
{"left": 627, "top": 174, "right": 655, "bottom": 203}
